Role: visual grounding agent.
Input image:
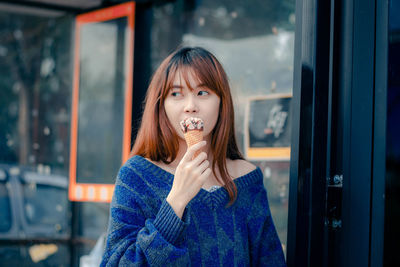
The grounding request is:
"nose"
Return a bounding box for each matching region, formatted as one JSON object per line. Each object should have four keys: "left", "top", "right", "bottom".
{"left": 184, "top": 93, "right": 198, "bottom": 113}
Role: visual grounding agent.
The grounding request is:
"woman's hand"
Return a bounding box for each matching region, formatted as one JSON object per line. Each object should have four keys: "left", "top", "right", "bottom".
{"left": 166, "top": 141, "right": 211, "bottom": 218}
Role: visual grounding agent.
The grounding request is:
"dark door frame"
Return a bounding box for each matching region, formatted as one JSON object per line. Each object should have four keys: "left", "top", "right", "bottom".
{"left": 287, "top": 0, "right": 332, "bottom": 265}
{"left": 287, "top": 0, "right": 388, "bottom": 266}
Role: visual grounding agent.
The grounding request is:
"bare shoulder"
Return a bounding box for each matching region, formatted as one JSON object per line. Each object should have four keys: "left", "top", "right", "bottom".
{"left": 228, "top": 159, "right": 257, "bottom": 179}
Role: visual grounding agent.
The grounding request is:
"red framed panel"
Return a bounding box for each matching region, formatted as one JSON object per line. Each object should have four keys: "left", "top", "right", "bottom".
{"left": 69, "top": 2, "right": 135, "bottom": 202}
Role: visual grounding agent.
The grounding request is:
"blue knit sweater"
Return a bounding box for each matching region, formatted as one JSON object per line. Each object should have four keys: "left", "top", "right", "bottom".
{"left": 101, "top": 155, "right": 286, "bottom": 266}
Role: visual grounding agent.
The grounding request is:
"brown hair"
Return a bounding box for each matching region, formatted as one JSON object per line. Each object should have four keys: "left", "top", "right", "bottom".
{"left": 131, "top": 47, "right": 243, "bottom": 206}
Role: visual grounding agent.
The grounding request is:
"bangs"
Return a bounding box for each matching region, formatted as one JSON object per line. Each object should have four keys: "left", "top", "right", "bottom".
{"left": 161, "top": 48, "right": 224, "bottom": 99}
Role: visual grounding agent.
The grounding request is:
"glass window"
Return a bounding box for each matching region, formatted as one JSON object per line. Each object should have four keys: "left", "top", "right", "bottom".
{"left": 151, "top": 0, "right": 295, "bottom": 254}
{"left": 0, "top": 181, "right": 12, "bottom": 232}
{"left": 76, "top": 18, "right": 127, "bottom": 184}
{"left": 22, "top": 178, "right": 68, "bottom": 233}
{"left": 0, "top": 4, "right": 73, "bottom": 241}
{"left": 0, "top": 11, "right": 73, "bottom": 172}
{"left": 81, "top": 202, "right": 110, "bottom": 240}
{"left": 0, "top": 244, "right": 70, "bottom": 266}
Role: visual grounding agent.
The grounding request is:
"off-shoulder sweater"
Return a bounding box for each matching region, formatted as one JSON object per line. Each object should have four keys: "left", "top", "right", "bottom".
{"left": 101, "top": 155, "right": 286, "bottom": 266}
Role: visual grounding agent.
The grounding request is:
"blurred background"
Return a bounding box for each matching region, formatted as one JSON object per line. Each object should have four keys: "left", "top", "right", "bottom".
{"left": 0, "top": 0, "right": 295, "bottom": 265}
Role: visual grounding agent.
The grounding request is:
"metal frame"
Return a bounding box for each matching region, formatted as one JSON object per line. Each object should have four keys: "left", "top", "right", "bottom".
{"left": 371, "top": 0, "right": 388, "bottom": 265}
{"left": 288, "top": 0, "right": 387, "bottom": 266}
{"left": 287, "top": 0, "right": 332, "bottom": 265}
{"left": 338, "top": 0, "right": 376, "bottom": 265}
{"left": 0, "top": 0, "right": 84, "bottom": 13}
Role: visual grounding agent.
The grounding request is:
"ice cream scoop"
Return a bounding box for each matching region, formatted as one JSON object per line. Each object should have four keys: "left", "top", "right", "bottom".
{"left": 180, "top": 117, "right": 204, "bottom": 158}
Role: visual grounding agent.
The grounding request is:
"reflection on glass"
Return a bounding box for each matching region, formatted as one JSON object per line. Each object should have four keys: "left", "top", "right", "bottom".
{"left": 0, "top": 11, "right": 73, "bottom": 240}
{"left": 262, "top": 162, "right": 289, "bottom": 251}
{"left": 0, "top": 182, "right": 12, "bottom": 232}
{"left": 81, "top": 202, "right": 110, "bottom": 239}
{"left": 0, "top": 244, "right": 70, "bottom": 266}
{"left": 249, "top": 97, "right": 291, "bottom": 148}
{"left": 76, "top": 18, "right": 128, "bottom": 184}
{"left": 23, "top": 184, "right": 67, "bottom": 229}
{"left": 0, "top": 13, "right": 73, "bottom": 170}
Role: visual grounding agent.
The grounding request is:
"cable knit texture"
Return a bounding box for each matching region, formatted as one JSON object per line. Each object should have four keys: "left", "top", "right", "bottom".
{"left": 101, "top": 155, "right": 287, "bottom": 266}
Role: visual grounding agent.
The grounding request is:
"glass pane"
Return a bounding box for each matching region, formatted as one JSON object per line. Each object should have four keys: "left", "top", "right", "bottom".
{"left": 0, "top": 13, "right": 73, "bottom": 170}
{"left": 81, "top": 202, "right": 109, "bottom": 239}
{"left": 76, "top": 17, "right": 128, "bottom": 184}
{"left": 23, "top": 183, "right": 68, "bottom": 231}
{"left": 248, "top": 96, "right": 291, "bottom": 148}
{"left": 151, "top": 0, "right": 295, "bottom": 255}
{"left": 0, "top": 7, "right": 72, "bottom": 243}
{"left": 0, "top": 182, "right": 12, "bottom": 232}
{"left": 0, "top": 244, "right": 70, "bottom": 266}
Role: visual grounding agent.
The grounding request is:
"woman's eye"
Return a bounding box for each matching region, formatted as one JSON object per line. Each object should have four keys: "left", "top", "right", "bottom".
{"left": 198, "top": 90, "right": 209, "bottom": 96}
{"left": 171, "top": 91, "right": 182, "bottom": 97}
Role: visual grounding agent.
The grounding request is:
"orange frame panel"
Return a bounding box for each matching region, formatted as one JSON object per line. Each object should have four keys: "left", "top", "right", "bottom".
{"left": 69, "top": 2, "right": 135, "bottom": 202}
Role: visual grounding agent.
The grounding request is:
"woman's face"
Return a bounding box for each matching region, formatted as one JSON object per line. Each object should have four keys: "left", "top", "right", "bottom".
{"left": 164, "top": 69, "right": 221, "bottom": 142}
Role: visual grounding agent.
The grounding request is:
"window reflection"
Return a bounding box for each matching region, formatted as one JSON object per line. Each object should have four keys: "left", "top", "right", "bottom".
{"left": 0, "top": 181, "right": 12, "bottom": 232}
{"left": 20, "top": 171, "right": 68, "bottom": 233}
{"left": 0, "top": 244, "right": 70, "bottom": 266}
{"left": 23, "top": 183, "right": 67, "bottom": 228}
{"left": 76, "top": 18, "right": 127, "bottom": 184}
{"left": 0, "top": 12, "right": 72, "bottom": 171}
{"left": 0, "top": 7, "right": 72, "bottom": 247}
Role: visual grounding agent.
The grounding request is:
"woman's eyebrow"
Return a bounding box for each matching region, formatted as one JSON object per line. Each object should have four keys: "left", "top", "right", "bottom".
{"left": 171, "top": 83, "right": 207, "bottom": 89}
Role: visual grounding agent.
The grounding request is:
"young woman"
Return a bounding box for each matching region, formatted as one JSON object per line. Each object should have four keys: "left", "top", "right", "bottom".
{"left": 101, "top": 47, "right": 286, "bottom": 266}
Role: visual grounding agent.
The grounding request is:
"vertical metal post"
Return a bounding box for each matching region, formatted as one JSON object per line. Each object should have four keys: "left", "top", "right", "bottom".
{"left": 370, "top": 0, "right": 388, "bottom": 266}
{"left": 287, "top": 0, "right": 333, "bottom": 266}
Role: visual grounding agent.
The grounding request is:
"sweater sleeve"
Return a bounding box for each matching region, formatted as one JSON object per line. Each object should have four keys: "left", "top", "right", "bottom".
{"left": 100, "top": 165, "right": 191, "bottom": 266}
{"left": 247, "top": 185, "right": 287, "bottom": 267}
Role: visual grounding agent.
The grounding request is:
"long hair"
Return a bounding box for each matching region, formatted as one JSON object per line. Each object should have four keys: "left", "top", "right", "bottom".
{"left": 131, "top": 47, "right": 243, "bottom": 206}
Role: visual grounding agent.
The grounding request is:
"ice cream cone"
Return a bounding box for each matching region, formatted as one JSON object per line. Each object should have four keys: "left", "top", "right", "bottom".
{"left": 180, "top": 117, "right": 204, "bottom": 159}
{"left": 184, "top": 130, "right": 203, "bottom": 158}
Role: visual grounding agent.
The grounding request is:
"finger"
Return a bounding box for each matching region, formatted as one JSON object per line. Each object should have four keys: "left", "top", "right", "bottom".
{"left": 196, "top": 159, "right": 209, "bottom": 174}
{"left": 198, "top": 168, "right": 212, "bottom": 182}
{"left": 191, "top": 152, "right": 207, "bottom": 165}
{"left": 182, "top": 141, "right": 206, "bottom": 162}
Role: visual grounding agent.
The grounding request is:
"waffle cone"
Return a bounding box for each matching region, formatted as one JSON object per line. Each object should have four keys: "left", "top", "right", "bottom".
{"left": 184, "top": 130, "right": 203, "bottom": 158}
